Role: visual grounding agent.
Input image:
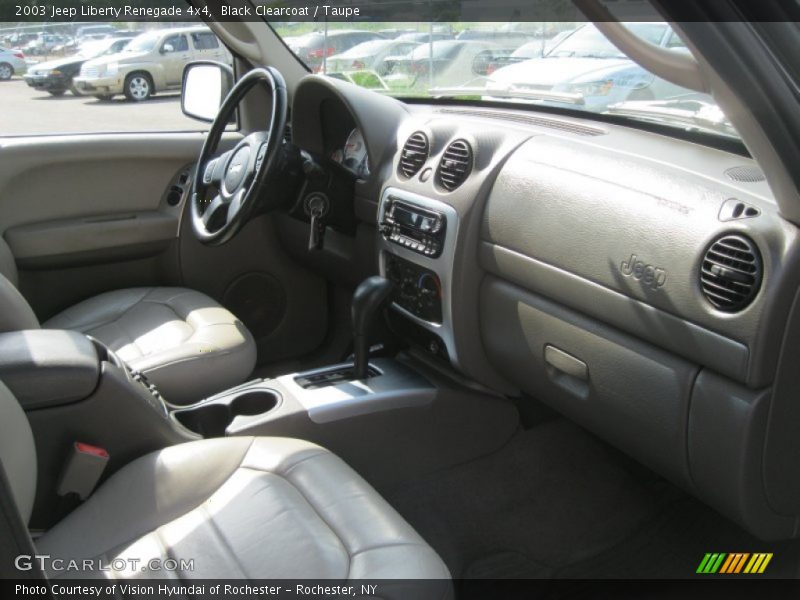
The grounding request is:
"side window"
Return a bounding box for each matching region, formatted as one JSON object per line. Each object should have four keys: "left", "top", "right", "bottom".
{"left": 162, "top": 35, "right": 188, "bottom": 53}
{"left": 191, "top": 32, "right": 220, "bottom": 51}
{"left": 1, "top": 22, "right": 234, "bottom": 137}
{"left": 666, "top": 31, "right": 688, "bottom": 50}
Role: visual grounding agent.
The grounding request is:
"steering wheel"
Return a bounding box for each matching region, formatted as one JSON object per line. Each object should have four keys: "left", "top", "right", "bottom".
{"left": 190, "top": 67, "right": 287, "bottom": 245}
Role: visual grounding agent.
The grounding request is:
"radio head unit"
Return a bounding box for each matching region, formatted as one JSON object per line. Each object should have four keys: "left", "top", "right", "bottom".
{"left": 380, "top": 196, "right": 446, "bottom": 258}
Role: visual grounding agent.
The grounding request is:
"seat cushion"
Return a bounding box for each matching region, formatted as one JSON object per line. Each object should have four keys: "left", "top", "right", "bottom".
{"left": 44, "top": 287, "right": 256, "bottom": 404}
{"left": 37, "top": 437, "right": 451, "bottom": 588}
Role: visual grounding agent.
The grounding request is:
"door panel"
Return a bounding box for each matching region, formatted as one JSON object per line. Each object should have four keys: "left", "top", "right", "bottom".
{"left": 0, "top": 133, "right": 237, "bottom": 318}
{"left": 0, "top": 133, "right": 227, "bottom": 229}
{"left": 6, "top": 211, "right": 177, "bottom": 269}
{"left": 0, "top": 131, "right": 331, "bottom": 366}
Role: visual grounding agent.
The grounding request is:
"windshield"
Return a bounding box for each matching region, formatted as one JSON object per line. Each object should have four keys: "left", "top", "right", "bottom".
{"left": 271, "top": 21, "right": 740, "bottom": 140}
{"left": 77, "top": 40, "right": 117, "bottom": 59}
{"left": 123, "top": 32, "right": 159, "bottom": 53}
{"left": 407, "top": 41, "right": 463, "bottom": 60}
{"left": 337, "top": 39, "right": 391, "bottom": 57}
{"left": 547, "top": 23, "right": 667, "bottom": 58}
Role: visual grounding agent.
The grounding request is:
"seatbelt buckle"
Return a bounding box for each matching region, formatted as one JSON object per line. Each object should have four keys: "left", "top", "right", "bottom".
{"left": 56, "top": 442, "right": 109, "bottom": 500}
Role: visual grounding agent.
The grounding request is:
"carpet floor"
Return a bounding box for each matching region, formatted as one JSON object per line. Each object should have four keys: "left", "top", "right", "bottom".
{"left": 383, "top": 418, "right": 800, "bottom": 582}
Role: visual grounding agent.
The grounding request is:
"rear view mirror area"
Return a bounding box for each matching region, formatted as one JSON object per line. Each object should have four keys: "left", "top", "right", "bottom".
{"left": 181, "top": 61, "right": 234, "bottom": 123}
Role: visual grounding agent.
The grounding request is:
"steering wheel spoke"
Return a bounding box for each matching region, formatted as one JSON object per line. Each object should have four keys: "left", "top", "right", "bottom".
{"left": 228, "top": 190, "right": 246, "bottom": 220}
{"left": 201, "top": 195, "right": 227, "bottom": 229}
{"left": 201, "top": 150, "right": 232, "bottom": 187}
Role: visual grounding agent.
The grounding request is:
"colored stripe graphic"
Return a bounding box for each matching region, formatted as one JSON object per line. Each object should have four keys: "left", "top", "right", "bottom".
{"left": 734, "top": 553, "right": 750, "bottom": 573}
{"left": 697, "top": 553, "right": 713, "bottom": 573}
{"left": 720, "top": 553, "right": 749, "bottom": 574}
{"left": 697, "top": 553, "right": 727, "bottom": 573}
{"left": 743, "top": 553, "right": 773, "bottom": 574}
{"left": 699, "top": 552, "right": 773, "bottom": 574}
{"left": 719, "top": 554, "right": 736, "bottom": 574}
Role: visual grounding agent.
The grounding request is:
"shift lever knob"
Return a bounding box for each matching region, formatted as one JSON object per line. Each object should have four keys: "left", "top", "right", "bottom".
{"left": 351, "top": 276, "right": 395, "bottom": 379}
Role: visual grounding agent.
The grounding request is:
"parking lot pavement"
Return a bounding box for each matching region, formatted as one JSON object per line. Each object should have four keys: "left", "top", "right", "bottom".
{"left": 0, "top": 78, "right": 202, "bottom": 136}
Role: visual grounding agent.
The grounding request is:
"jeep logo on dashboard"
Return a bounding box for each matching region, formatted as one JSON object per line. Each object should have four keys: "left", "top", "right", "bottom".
{"left": 620, "top": 254, "right": 667, "bottom": 290}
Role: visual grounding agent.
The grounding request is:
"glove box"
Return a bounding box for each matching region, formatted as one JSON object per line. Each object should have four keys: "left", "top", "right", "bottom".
{"left": 481, "top": 277, "right": 697, "bottom": 489}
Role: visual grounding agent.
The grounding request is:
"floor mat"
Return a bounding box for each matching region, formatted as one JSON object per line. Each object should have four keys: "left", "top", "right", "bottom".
{"left": 386, "top": 418, "right": 668, "bottom": 578}
{"left": 385, "top": 417, "right": 800, "bottom": 581}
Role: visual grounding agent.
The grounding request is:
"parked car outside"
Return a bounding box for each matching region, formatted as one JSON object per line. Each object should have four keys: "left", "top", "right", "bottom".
{"left": 51, "top": 38, "right": 80, "bottom": 56}
{"left": 395, "top": 32, "right": 454, "bottom": 43}
{"left": 287, "top": 30, "right": 385, "bottom": 72}
{"left": 72, "top": 27, "right": 230, "bottom": 102}
{"left": 377, "top": 28, "right": 417, "bottom": 39}
{"left": 0, "top": 46, "right": 26, "bottom": 80}
{"left": 386, "top": 40, "right": 509, "bottom": 90}
{"left": 485, "top": 23, "right": 691, "bottom": 110}
{"left": 456, "top": 29, "right": 535, "bottom": 47}
{"left": 24, "top": 37, "right": 133, "bottom": 96}
{"left": 6, "top": 32, "right": 38, "bottom": 48}
{"left": 326, "top": 39, "right": 421, "bottom": 77}
{"left": 75, "top": 25, "right": 117, "bottom": 42}
{"left": 485, "top": 29, "right": 580, "bottom": 74}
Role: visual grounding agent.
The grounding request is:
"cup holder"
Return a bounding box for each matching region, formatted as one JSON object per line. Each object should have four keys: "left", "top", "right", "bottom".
{"left": 174, "top": 389, "right": 279, "bottom": 437}
{"left": 231, "top": 391, "right": 279, "bottom": 416}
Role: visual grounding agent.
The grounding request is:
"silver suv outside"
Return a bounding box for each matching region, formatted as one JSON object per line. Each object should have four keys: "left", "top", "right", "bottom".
{"left": 73, "top": 26, "right": 230, "bottom": 102}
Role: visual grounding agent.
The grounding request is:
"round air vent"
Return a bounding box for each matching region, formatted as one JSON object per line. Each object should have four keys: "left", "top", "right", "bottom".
{"left": 700, "top": 233, "right": 763, "bottom": 312}
{"left": 398, "top": 132, "right": 429, "bottom": 179}
{"left": 437, "top": 139, "right": 473, "bottom": 191}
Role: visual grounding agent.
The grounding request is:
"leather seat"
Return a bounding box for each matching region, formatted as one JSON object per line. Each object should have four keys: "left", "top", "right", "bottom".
{"left": 0, "top": 239, "right": 255, "bottom": 405}
{"left": 43, "top": 287, "right": 256, "bottom": 404}
{"left": 0, "top": 381, "right": 451, "bottom": 590}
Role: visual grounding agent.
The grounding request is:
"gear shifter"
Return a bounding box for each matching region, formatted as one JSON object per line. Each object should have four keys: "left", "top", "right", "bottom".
{"left": 352, "top": 276, "right": 395, "bottom": 380}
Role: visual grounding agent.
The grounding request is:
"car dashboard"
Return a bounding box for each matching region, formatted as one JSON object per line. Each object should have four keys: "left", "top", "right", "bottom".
{"left": 288, "top": 75, "right": 800, "bottom": 541}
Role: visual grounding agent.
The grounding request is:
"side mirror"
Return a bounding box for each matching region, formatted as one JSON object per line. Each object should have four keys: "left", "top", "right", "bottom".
{"left": 161, "top": 43, "right": 175, "bottom": 54}
{"left": 181, "top": 61, "right": 234, "bottom": 123}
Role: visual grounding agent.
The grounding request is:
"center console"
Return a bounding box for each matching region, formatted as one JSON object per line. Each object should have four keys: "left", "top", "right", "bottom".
{"left": 378, "top": 187, "right": 459, "bottom": 363}
{"left": 8, "top": 264, "right": 517, "bottom": 531}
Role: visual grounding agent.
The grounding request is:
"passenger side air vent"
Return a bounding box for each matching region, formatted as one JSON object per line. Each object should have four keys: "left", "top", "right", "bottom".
{"left": 398, "top": 132, "right": 429, "bottom": 179}
{"left": 437, "top": 139, "right": 473, "bottom": 191}
{"left": 700, "top": 233, "right": 763, "bottom": 312}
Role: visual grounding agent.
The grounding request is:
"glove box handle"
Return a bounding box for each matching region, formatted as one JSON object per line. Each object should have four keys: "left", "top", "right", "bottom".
{"left": 544, "top": 344, "right": 589, "bottom": 399}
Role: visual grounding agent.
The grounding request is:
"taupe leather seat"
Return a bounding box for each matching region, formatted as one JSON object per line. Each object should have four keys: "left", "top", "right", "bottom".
{"left": 0, "top": 239, "right": 255, "bottom": 405}
{"left": 0, "top": 380, "right": 451, "bottom": 588}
